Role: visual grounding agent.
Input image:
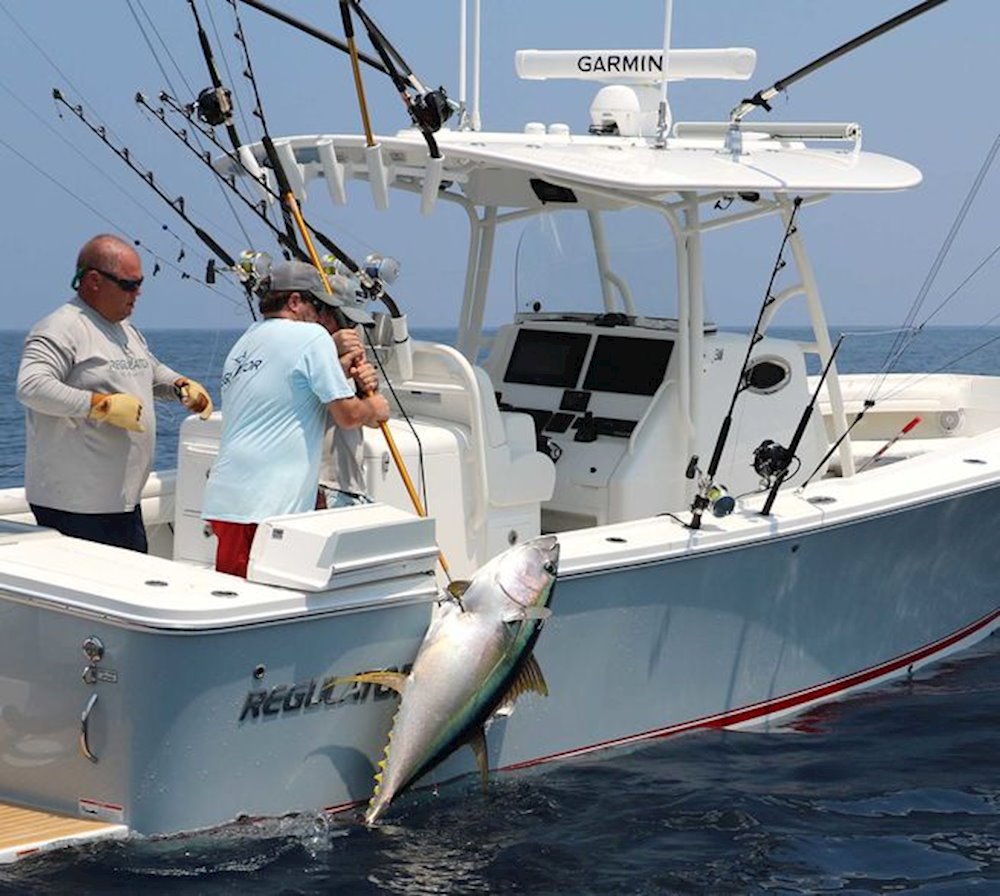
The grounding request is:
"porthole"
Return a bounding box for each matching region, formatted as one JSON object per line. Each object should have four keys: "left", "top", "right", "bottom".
{"left": 744, "top": 356, "right": 792, "bottom": 395}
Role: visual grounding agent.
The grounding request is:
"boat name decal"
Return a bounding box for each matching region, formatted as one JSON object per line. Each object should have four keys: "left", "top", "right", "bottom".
{"left": 577, "top": 54, "right": 664, "bottom": 75}
{"left": 239, "top": 667, "right": 406, "bottom": 722}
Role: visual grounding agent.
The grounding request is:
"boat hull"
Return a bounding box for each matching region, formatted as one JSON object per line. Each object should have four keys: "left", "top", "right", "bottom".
{"left": 1, "top": 482, "right": 997, "bottom": 835}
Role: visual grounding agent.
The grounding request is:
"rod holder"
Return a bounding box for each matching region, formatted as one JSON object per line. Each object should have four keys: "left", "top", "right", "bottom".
{"left": 420, "top": 155, "right": 445, "bottom": 215}
{"left": 273, "top": 139, "right": 307, "bottom": 201}
{"left": 366, "top": 143, "right": 390, "bottom": 210}
{"left": 317, "top": 139, "right": 348, "bottom": 205}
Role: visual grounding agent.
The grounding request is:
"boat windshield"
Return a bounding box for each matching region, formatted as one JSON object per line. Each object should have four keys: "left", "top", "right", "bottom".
{"left": 513, "top": 208, "right": 678, "bottom": 321}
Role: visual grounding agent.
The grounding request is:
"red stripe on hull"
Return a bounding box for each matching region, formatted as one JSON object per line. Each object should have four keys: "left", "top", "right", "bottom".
{"left": 502, "top": 607, "right": 1000, "bottom": 771}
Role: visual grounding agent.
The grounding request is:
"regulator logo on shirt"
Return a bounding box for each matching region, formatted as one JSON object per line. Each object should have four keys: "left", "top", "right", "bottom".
{"left": 108, "top": 357, "right": 150, "bottom": 372}
{"left": 221, "top": 351, "right": 264, "bottom": 389}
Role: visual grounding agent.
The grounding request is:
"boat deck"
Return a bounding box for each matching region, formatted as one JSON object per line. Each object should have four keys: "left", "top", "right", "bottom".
{"left": 0, "top": 802, "right": 127, "bottom": 863}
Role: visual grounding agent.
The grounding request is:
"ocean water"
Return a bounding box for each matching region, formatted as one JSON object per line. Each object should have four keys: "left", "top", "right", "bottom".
{"left": 0, "top": 325, "right": 999, "bottom": 893}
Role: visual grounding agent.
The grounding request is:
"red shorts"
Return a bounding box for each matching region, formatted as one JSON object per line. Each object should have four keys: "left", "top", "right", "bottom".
{"left": 209, "top": 520, "right": 258, "bottom": 579}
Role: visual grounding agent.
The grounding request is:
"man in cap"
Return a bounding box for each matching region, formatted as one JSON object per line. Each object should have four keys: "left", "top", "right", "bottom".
{"left": 202, "top": 260, "right": 389, "bottom": 578}
{"left": 16, "top": 233, "right": 213, "bottom": 553}
{"left": 315, "top": 273, "right": 390, "bottom": 508}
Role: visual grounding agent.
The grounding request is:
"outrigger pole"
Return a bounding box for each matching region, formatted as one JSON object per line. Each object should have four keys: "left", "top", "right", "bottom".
{"left": 731, "top": 0, "right": 949, "bottom": 122}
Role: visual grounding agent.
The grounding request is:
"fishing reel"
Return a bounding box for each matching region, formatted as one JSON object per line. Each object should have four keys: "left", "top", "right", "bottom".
{"left": 752, "top": 439, "right": 793, "bottom": 484}
{"left": 321, "top": 253, "right": 399, "bottom": 299}
{"left": 410, "top": 87, "right": 458, "bottom": 133}
{"left": 362, "top": 253, "right": 400, "bottom": 287}
{"left": 685, "top": 455, "right": 735, "bottom": 519}
{"left": 190, "top": 85, "right": 233, "bottom": 128}
{"left": 236, "top": 250, "right": 273, "bottom": 295}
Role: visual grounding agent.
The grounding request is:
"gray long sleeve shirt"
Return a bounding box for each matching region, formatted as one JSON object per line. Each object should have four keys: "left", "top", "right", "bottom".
{"left": 16, "top": 296, "right": 180, "bottom": 513}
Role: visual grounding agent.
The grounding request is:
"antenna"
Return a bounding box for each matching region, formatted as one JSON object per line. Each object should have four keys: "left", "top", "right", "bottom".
{"left": 655, "top": 0, "right": 674, "bottom": 146}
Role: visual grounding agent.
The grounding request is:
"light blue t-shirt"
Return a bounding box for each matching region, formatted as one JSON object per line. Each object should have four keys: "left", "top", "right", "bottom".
{"left": 202, "top": 318, "right": 355, "bottom": 523}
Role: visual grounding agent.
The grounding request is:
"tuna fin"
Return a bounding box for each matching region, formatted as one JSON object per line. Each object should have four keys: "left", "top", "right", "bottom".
{"left": 495, "top": 654, "right": 549, "bottom": 717}
{"left": 468, "top": 727, "right": 490, "bottom": 793}
{"left": 501, "top": 605, "right": 552, "bottom": 623}
{"left": 446, "top": 580, "right": 470, "bottom": 602}
{"left": 332, "top": 670, "right": 408, "bottom": 696}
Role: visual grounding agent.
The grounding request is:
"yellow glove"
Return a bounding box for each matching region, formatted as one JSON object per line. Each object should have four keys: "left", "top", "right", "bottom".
{"left": 89, "top": 393, "right": 145, "bottom": 432}
{"left": 174, "top": 377, "right": 214, "bottom": 420}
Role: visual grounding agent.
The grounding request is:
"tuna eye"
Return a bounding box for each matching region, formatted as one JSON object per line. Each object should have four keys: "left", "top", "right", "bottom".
{"left": 543, "top": 562, "right": 556, "bottom": 575}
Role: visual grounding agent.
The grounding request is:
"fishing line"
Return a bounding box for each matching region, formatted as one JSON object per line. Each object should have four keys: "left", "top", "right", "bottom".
{"left": 1, "top": 131, "right": 243, "bottom": 317}
{"left": 0, "top": 5, "right": 241, "bottom": 296}
{"left": 362, "top": 327, "right": 430, "bottom": 515}
{"left": 0, "top": 4, "right": 129, "bottom": 145}
{"left": 148, "top": 89, "right": 398, "bottom": 306}
{"left": 131, "top": 0, "right": 258, "bottom": 257}
{"left": 205, "top": 2, "right": 256, "bottom": 147}
{"left": 126, "top": 0, "right": 186, "bottom": 101}
{"left": 876, "top": 125, "right": 1000, "bottom": 390}
{"left": 870, "top": 329, "right": 1000, "bottom": 406}
{"left": 910, "top": 241, "right": 1000, "bottom": 331}
{"left": 54, "top": 89, "right": 261, "bottom": 312}
{"left": 224, "top": 0, "right": 303, "bottom": 256}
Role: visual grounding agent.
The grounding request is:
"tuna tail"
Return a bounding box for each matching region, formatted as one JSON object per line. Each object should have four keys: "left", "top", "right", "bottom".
{"left": 331, "top": 671, "right": 408, "bottom": 825}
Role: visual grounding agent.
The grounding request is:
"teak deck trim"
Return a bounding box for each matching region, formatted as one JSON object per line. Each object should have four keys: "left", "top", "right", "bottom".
{"left": 0, "top": 802, "right": 126, "bottom": 863}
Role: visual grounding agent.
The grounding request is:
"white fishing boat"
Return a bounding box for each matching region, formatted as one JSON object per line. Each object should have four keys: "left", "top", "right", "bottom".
{"left": 0, "top": 0, "right": 997, "bottom": 861}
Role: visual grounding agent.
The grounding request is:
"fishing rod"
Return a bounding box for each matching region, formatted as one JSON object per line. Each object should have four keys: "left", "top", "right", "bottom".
{"left": 138, "top": 91, "right": 306, "bottom": 263}
{"left": 210, "top": 0, "right": 306, "bottom": 259}
{"left": 187, "top": 0, "right": 242, "bottom": 156}
{"left": 857, "top": 416, "right": 922, "bottom": 473}
{"left": 759, "top": 334, "right": 844, "bottom": 515}
{"left": 800, "top": 400, "right": 875, "bottom": 488}
{"left": 181, "top": 7, "right": 449, "bottom": 576}
{"left": 235, "top": 0, "right": 388, "bottom": 76}
{"left": 52, "top": 88, "right": 262, "bottom": 312}
{"left": 687, "top": 196, "right": 803, "bottom": 530}
{"left": 731, "top": 0, "right": 949, "bottom": 122}
{"left": 342, "top": 0, "right": 456, "bottom": 158}
{"left": 144, "top": 90, "right": 402, "bottom": 316}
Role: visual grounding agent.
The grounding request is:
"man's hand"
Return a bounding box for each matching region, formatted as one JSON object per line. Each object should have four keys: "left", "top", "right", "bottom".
{"left": 332, "top": 327, "right": 363, "bottom": 359}
{"left": 352, "top": 360, "right": 380, "bottom": 396}
{"left": 89, "top": 393, "right": 145, "bottom": 432}
{"left": 174, "top": 377, "right": 214, "bottom": 419}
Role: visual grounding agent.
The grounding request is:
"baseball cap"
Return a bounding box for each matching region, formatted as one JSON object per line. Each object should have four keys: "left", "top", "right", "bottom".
{"left": 323, "top": 273, "right": 374, "bottom": 325}
{"left": 268, "top": 261, "right": 374, "bottom": 324}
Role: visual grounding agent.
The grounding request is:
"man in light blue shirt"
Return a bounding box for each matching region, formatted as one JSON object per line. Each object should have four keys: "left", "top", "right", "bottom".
{"left": 202, "top": 261, "right": 389, "bottom": 577}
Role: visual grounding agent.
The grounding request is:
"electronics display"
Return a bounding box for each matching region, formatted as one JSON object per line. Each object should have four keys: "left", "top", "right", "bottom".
{"left": 560, "top": 389, "right": 591, "bottom": 412}
{"left": 571, "top": 415, "right": 636, "bottom": 438}
{"left": 582, "top": 336, "right": 673, "bottom": 396}
{"left": 545, "top": 412, "right": 575, "bottom": 434}
{"left": 503, "top": 329, "right": 591, "bottom": 388}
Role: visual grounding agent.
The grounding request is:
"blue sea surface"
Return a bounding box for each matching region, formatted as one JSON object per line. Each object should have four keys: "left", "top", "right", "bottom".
{"left": 0, "top": 325, "right": 998, "bottom": 893}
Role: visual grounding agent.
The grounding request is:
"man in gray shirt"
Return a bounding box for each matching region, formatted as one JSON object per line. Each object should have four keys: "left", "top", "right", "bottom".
{"left": 316, "top": 274, "right": 389, "bottom": 507}
{"left": 16, "top": 233, "right": 213, "bottom": 552}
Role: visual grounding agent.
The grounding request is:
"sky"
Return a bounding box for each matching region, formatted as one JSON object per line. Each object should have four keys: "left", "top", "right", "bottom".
{"left": 0, "top": 0, "right": 998, "bottom": 333}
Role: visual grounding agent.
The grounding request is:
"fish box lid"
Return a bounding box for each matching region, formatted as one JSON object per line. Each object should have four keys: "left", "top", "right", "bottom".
{"left": 247, "top": 503, "right": 439, "bottom": 592}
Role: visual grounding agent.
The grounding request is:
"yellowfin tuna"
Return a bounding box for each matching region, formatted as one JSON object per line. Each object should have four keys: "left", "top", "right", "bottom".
{"left": 340, "top": 534, "right": 559, "bottom": 823}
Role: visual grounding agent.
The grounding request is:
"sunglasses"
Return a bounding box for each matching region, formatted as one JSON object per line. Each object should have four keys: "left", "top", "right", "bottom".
{"left": 91, "top": 268, "right": 144, "bottom": 292}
